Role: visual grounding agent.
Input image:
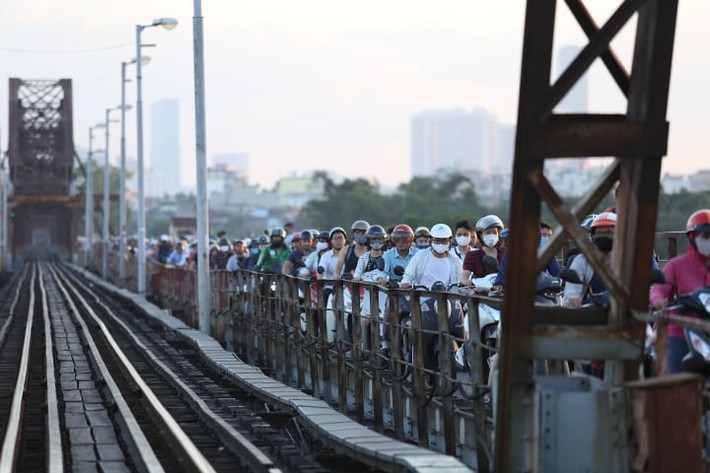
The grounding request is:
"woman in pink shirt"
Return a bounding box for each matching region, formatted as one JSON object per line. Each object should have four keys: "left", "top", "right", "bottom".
{"left": 651, "top": 209, "right": 710, "bottom": 373}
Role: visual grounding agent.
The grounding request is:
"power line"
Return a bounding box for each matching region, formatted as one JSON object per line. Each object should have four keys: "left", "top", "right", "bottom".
{"left": 0, "top": 42, "right": 132, "bottom": 54}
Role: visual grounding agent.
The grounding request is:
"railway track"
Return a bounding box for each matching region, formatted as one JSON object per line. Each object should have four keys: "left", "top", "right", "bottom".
{"left": 0, "top": 262, "right": 374, "bottom": 472}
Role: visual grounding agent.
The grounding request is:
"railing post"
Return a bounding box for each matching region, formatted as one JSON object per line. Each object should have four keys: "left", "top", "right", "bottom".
{"left": 369, "top": 284, "right": 384, "bottom": 432}
{"left": 410, "top": 290, "right": 429, "bottom": 447}
{"left": 436, "top": 291, "right": 456, "bottom": 456}
{"left": 318, "top": 277, "right": 332, "bottom": 403}
{"left": 388, "top": 289, "right": 405, "bottom": 441}
{"left": 351, "top": 283, "right": 365, "bottom": 423}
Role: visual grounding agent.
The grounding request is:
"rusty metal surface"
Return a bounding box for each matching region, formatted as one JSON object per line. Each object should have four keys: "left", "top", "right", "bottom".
{"left": 495, "top": 0, "right": 679, "bottom": 470}
{"left": 7, "top": 78, "right": 76, "bottom": 259}
{"left": 627, "top": 374, "right": 703, "bottom": 472}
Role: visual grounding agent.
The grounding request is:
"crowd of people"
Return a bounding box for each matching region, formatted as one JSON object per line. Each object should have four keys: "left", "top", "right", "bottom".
{"left": 139, "top": 207, "right": 710, "bottom": 378}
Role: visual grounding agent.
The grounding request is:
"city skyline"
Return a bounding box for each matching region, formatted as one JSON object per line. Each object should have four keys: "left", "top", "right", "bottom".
{"left": 1, "top": 1, "right": 709, "bottom": 190}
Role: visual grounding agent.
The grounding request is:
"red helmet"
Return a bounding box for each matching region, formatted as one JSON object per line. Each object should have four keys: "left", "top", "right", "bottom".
{"left": 392, "top": 224, "right": 414, "bottom": 239}
{"left": 591, "top": 212, "right": 617, "bottom": 229}
{"left": 686, "top": 209, "right": 710, "bottom": 234}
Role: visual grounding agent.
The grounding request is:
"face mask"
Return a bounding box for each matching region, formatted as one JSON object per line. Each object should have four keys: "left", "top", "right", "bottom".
{"left": 482, "top": 234, "right": 499, "bottom": 248}
{"left": 416, "top": 244, "right": 429, "bottom": 250}
{"left": 431, "top": 243, "right": 449, "bottom": 255}
{"left": 271, "top": 239, "right": 284, "bottom": 248}
{"left": 455, "top": 235, "right": 471, "bottom": 247}
{"left": 696, "top": 236, "right": 710, "bottom": 256}
{"left": 316, "top": 242, "right": 329, "bottom": 251}
{"left": 251, "top": 248, "right": 259, "bottom": 255}
{"left": 370, "top": 241, "right": 384, "bottom": 250}
{"left": 539, "top": 236, "right": 549, "bottom": 247}
{"left": 354, "top": 234, "right": 367, "bottom": 245}
{"left": 594, "top": 236, "right": 614, "bottom": 253}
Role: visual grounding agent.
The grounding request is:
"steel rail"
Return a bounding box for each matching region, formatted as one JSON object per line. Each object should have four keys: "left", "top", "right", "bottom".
{"left": 0, "top": 264, "right": 37, "bottom": 470}
{"left": 58, "top": 264, "right": 282, "bottom": 473}
{"left": 45, "top": 263, "right": 165, "bottom": 473}
{"left": 0, "top": 265, "right": 30, "bottom": 346}
{"left": 48, "top": 263, "right": 217, "bottom": 473}
{"left": 38, "top": 264, "right": 64, "bottom": 473}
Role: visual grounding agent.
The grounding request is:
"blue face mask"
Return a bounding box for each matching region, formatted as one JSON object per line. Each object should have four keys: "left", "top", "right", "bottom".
{"left": 251, "top": 248, "right": 259, "bottom": 255}
{"left": 416, "top": 244, "right": 430, "bottom": 250}
{"left": 539, "top": 236, "right": 549, "bottom": 246}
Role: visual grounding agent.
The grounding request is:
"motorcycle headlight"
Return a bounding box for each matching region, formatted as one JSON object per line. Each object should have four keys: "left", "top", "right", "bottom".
{"left": 700, "top": 292, "right": 710, "bottom": 314}
{"left": 688, "top": 331, "right": 710, "bottom": 361}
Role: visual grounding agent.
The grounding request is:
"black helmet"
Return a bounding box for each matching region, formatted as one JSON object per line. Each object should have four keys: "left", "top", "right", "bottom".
{"left": 258, "top": 235, "right": 269, "bottom": 244}
{"left": 366, "top": 225, "right": 386, "bottom": 239}
{"left": 300, "top": 230, "right": 313, "bottom": 241}
{"left": 317, "top": 231, "right": 330, "bottom": 241}
{"left": 270, "top": 227, "right": 286, "bottom": 238}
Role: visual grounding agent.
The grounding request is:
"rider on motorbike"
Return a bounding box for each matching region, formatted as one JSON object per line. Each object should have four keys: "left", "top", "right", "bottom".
{"left": 383, "top": 224, "right": 418, "bottom": 283}
{"left": 651, "top": 209, "right": 710, "bottom": 373}
{"left": 334, "top": 220, "right": 370, "bottom": 280}
{"left": 461, "top": 214, "right": 506, "bottom": 286}
{"left": 253, "top": 227, "right": 291, "bottom": 273}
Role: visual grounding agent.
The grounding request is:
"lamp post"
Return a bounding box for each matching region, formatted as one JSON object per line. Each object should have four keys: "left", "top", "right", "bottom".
{"left": 85, "top": 125, "right": 104, "bottom": 268}
{"left": 119, "top": 58, "right": 147, "bottom": 287}
{"left": 135, "top": 17, "right": 177, "bottom": 295}
{"left": 193, "top": 0, "right": 210, "bottom": 334}
{"left": 102, "top": 106, "right": 122, "bottom": 281}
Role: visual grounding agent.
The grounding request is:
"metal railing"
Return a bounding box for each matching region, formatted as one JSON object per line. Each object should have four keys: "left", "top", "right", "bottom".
{"left": 140, "top": 264, "right": 496, "bottom": 470}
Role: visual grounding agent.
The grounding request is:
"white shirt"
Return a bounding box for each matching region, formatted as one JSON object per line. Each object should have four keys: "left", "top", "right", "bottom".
{"left": 318, "top": 250, "right": 341, "bottom": 279}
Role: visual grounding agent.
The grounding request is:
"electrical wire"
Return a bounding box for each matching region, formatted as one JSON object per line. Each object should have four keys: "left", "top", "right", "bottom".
{"left": 0, "top": 42, "right": 132, "bottom": 54}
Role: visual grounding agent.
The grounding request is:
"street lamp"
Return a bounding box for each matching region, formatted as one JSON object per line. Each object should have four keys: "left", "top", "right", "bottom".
{"left": 85, "top": 124, "right": 104, "bottom": 268}
{"left": 135, "top": 17, "right": 178, "bottom": 295}
{"left": 102, "top": 106, "right": 125, "bottom": 281}
{"left": 193, "top": 0, "right": 210, "bottom": 333}
{"left": 119, "top": 57, "right": 149, "bottom": 287}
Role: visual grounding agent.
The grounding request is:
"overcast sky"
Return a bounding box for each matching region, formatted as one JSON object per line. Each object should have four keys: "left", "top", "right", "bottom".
{"left": 1, "top": 1, "right": 708, "bottom": 190}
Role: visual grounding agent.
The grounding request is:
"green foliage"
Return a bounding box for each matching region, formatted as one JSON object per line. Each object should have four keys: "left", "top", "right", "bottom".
{"left": 298, "top": 171, "right": 710, "bottom": 235}
{"left": 299, "top": 171, "right": 486, "bottom": 230}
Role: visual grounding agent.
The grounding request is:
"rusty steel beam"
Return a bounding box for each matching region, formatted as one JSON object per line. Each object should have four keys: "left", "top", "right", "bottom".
{"left": 494, "top": 0, "right": 679, "bottom": 470}
{"left": 564, "top": 0, "right": 631, "bottom": 96}
{"left": 527, "top": 115, "right": 669, "bottom": 157}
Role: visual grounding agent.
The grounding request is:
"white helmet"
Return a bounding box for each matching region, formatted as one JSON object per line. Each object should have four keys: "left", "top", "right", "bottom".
{"left": 430, "top": 223, "right": 453, "bottom": 239}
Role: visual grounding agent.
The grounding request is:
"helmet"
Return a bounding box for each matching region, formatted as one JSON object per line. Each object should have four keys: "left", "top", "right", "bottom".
{"left": 300, "top": 230, "right": 313, "bottom": 241}
{"left": 430, "top": 223, "right": 453, "bottom": 239}
{"left": 291, "top": 232, "right": 301, "bottom": 242}
{"left": 591, "top": 212, "right": 617, "bottom": 229}
{"left": 209, "top": 243, "right": 219, "bottom": 252}
{"left": 309, "top": 229, "right": 320, "bottom": 237}
{"left": 392, "top": 224, "right": 414, "bottom": 239}
{"left": 317, "top": 231, "right": 330, "bottom": 241}
{"left": 258, "top": 235, "right": 269, "bottom": 245}
{"left": 581, "top": 214, "right": 598, "bottom": 231}
{"left": 366, "top": 225, "right": 386, "bottom": 239}
{"left": 351, "top": 220, "right": 370, "bottom": 233}
{"left": 501, "top": 228, "right": 509, "bottom": 239}
{"left": 686, "top": 209, "right": 710, "bottom": 234}
{"left": 270, "top": 227, "right": 286, "bottom": 238}
{"left": 475, "top": 215, "right": 504, "bottom": 233}
{"left": 329, "top": 226, "right": 347, "bottom": 240}
{"left": 414, "top": 226, "right": 431, "bottom": 238}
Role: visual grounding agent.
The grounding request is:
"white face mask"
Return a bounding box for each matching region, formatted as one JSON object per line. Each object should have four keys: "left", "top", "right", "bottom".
{"left": 696, "top": 236, "right": 710, "bottom": 256}
{"left": 483, "top": 234, "right": 499, "bottom": 247}
{"left": 455, "top": 235, "right": 471, "bottom": 247}
{"left": 316, "top": 242, "right": 329, "bottom": 251}
{"left": 431, "top": 243, "right": 449, "bottom": 255}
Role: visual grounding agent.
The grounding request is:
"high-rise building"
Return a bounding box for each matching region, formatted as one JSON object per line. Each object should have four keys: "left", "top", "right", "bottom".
{"left": 410, "top": 108, "right": 512, "bottom": 178}
{"left": 149, "top": 98, "right": 180, "bottom": 197}
{"left": 556, "top": 45, "right": 589, "bottom": 113}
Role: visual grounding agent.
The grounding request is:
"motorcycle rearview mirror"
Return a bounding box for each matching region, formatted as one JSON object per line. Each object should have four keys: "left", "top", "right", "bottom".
{"left": 650, "top": 267, "right": 666, "bottom": 284}
{"left": 393, "top": 265, "right": 405, "bottom": 277}
{"left": 431, "top": 281, "right": 447, "bottom": 292}
{"left": 482, "top": 255, "right": 499, "bottom": 272}
{"left": 559, "top": 268, "right": 584, "bottom": 285}
{"left": 317, "top": 266, "right": 325, "bottom": 274}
